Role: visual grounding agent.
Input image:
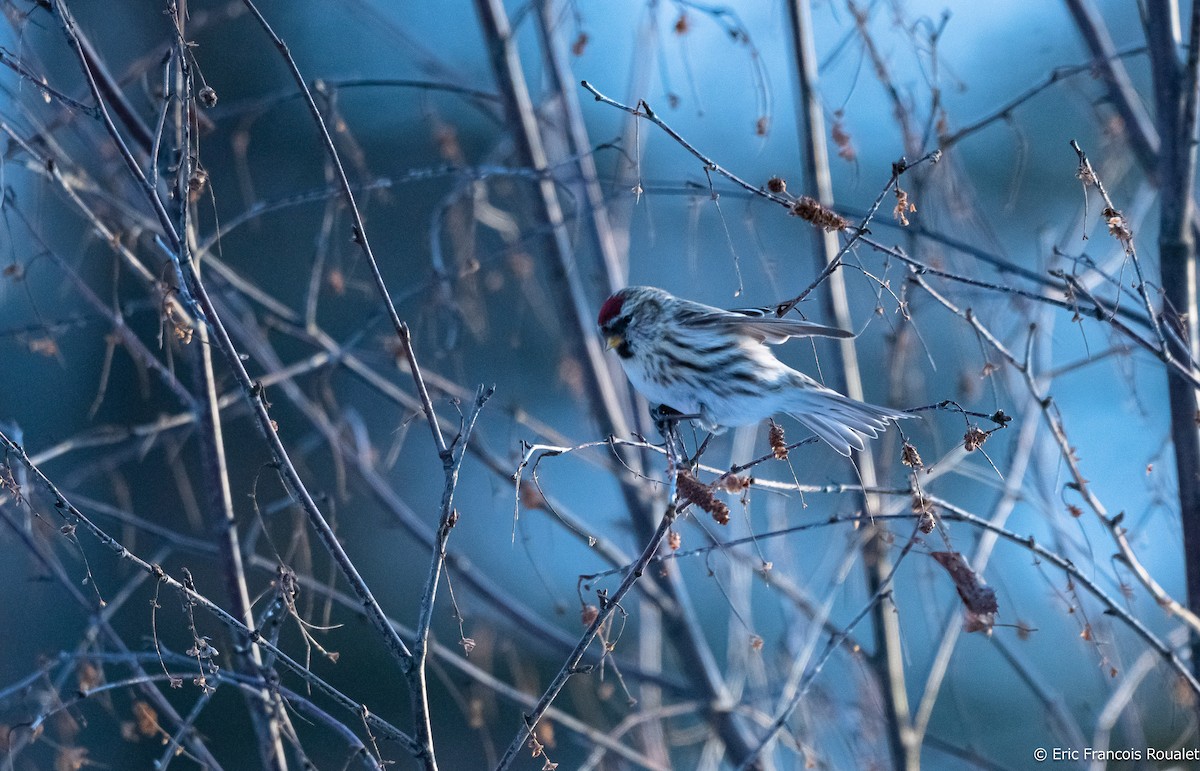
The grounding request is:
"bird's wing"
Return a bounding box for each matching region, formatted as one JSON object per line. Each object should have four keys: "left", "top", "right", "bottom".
{"left": 682, "top": 303, "right": 854, "bottom": 344}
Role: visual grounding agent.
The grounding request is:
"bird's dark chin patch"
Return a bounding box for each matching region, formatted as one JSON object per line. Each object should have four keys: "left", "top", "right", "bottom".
{"left": 615, "top": 340, "right": 633, "bottom": 359}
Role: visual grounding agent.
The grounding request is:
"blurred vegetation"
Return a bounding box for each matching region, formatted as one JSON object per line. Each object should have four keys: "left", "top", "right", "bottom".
{"left": 0, "top": 1, "right": 1198, "bottom": 770}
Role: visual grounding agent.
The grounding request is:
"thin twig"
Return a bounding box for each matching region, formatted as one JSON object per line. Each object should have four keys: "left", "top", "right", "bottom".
{"left": 908, "top": 268, "right": 1200, "bottom": 637}
{"left": 238, "top": 0, "right": 409, "bottom": 346}
{"left": 0, "top": 432, "right": 423, "bottom": 755}
{"left": 582, "top": 81, "right": 789, "bottom": 206}
{"left": 786, "top": 3, "right": 916, "bottom": 767}
{"left": 737, "top": 523, "right": 922, "bottom": 769}
{"left": 495, "top": 10, "right": 760, "bottom": 764}
{"left": 534, "top": 0, "right": 627, "bottom": 293}
{"left": 0, "top": 506, "right": 227, "bottom": 769}
{"left": 911, "top": 383, "right": 1042, "bottom": 744}
{"left": 412, "top": 381, "right": 494, "bottom": 769}
{"left": 1069, "top": 139, "right": 1168, "bottom": 355}
{"left": 939, "top": 46, "right": 1149, "bottom": 149}
{"left": 53, "top": 0, "right": 428, "bottom": 703}
{"left": 168, "top": 5, "right": 288, "bottom": 761}
{"left": 494, "top": 486, "right": 680, "bottom": 769}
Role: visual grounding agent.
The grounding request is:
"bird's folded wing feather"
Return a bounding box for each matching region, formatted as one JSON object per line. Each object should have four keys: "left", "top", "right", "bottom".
{"left": 690, "top": 308, "right": 854, "bottom": 343}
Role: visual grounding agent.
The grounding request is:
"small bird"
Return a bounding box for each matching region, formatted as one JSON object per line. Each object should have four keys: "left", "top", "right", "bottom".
{"left": 597, "top": 286, "right": 907, "bottom": 456}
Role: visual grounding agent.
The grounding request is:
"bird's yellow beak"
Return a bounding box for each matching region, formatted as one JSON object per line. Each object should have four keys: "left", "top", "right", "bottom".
{"left": 606, "top": 334, "right": 623, "bottom": 351}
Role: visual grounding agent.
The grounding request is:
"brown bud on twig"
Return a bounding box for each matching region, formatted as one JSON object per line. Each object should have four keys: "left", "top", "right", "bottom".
{"left": 963, "top": 425, "right": 988, "bottom": 452}
{"left": 901, "top": 442, "right": 923, "bottom": 469}
{"left": 930, "top": 551, "right": 998, "bottom": 634}
{"left": 197, "top": 86, "right": 218, "bottom": 108}
{"left": 789, "top": 196, "right": 848, "bottom": 231}
{"left": 768, "top": 419, "right": 789, "bottom": 460}
{"left": 766, "top": 176, "right": 787, "bottom": 194}
{"left": 580, "top": 604, "right": 598, "bottom": 627}
{"left": 676, "top": 469, "right": 730, "bottom": 525}
{"left": 1076, "top": 160, "right": 1097, "bottom": 187}
{"left": 1103, "top": 206, "right": 1134, "bottom": 254}
{"left": 131, "top": 701, "right": 159, "bottom": 737}
{"left": 721, "top": 474, "right": 752, "bottom": 493}
{"left": 831, "top": 112, "right": 856, "bottom": 162}
{"left": 912, "top": 494, "right": 936, "bottom": 533}
{"left": 893, "top": 185, "right": 916, "bottom": 226}
{"left": 188, "top": 167, "right": 208, "bottom": 197}
{"left": 935, "top": 109, "right": 950, "bottom": 140}
{"left": 1176, "top": 675, "right": 1199, "bottom": 708}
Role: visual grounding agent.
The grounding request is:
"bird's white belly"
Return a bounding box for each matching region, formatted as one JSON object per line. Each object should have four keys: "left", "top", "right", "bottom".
{"left": 621, "top": 358, "right": 703, "bottom": 415}
{"left": 619, "top": 350, "right": 791, "bottom": 429}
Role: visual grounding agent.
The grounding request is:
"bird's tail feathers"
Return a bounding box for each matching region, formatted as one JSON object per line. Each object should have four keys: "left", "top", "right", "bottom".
{"left": 786, "top": 388, "right": 909, "bottom": 457}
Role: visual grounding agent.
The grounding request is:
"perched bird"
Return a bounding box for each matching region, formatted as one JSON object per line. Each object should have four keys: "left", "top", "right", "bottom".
{"left": 597, "top": 285, "right": 907, "bottom": 456}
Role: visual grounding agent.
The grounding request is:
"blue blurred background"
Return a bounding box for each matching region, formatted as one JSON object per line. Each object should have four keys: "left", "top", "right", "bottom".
{"left": 0, "top": 0, "right": 1191, "bottom": 769}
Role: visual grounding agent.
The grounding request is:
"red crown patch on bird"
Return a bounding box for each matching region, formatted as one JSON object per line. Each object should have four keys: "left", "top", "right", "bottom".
{"left": 597, "top": 292, "right": 626, "bottom": 328}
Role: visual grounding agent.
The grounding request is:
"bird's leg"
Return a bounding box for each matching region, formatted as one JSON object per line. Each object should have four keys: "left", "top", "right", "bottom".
{"left": 654, "top": 406, "right": 683, "bottom": 470}
{"left": 652, "top": 404, "right": 697, "bottom": 459}
{"left": 651, "top": 404, "right": 695, "bottom": 430}
{"left": 650, "top": 405, "right": 718, "bottom": 466}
